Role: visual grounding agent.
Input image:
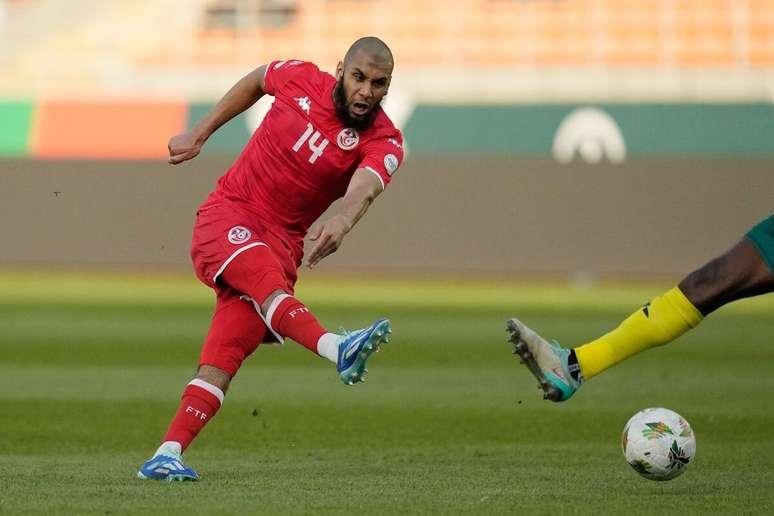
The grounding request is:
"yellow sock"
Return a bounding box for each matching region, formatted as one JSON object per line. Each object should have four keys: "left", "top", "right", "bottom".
{"left": 575, "top": 287, "right": 703, "bottom": 380}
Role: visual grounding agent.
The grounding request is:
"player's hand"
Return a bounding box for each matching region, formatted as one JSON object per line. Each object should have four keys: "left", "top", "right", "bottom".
{"left": 306, "top": 215, "right": 351, "bottom": 269}
{"left": 168, "top": 132, "right": 203, "bottom": 165}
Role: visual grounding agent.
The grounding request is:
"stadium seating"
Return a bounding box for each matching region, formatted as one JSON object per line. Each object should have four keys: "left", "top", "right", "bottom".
{"left": 176, "top": 0, "right": 774, "bottom": 69}
{"left": 0, "top": 0, "right": 772, "bottom": 96}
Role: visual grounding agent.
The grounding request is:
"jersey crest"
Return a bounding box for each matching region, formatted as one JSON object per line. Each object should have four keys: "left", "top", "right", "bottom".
{"left": 336, "top": 128, "right": 360, "bottom": 150}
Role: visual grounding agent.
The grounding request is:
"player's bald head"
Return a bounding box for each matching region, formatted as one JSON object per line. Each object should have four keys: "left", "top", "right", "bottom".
{"left": 343, "top": 37, "right": 394, "bottom": 70}
{"left": 334, "top": 37, "right": 393, "bottom": 131}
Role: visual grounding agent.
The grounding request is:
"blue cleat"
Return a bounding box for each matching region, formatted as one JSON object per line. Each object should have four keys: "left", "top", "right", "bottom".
{"left": 506, "top": 318, "right": 583, "bottom": 402}
{"left": 137, "top": 453, "right": 199, "bottom": 482}
{"left": 337, "top": 318, "right": 391, "bottom": 386}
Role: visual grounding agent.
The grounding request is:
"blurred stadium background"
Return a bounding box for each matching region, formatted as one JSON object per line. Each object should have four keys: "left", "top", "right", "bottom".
{"left": 1, "top": 1, "right": 773, "bottom": 513}
{"left": 1, "top": 0, "right": 773, "bottom": 276}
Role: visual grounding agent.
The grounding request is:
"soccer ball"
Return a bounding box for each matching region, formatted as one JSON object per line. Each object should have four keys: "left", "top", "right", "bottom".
{"left": 621, "top": 407, "right": 696, "bottom": 481}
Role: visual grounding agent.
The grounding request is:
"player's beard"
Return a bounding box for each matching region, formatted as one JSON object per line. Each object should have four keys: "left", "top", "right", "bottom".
{"left": 333, "top": 80, "right": 379, "bottom": 131}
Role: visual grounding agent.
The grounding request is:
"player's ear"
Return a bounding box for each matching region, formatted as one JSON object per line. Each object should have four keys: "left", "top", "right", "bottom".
{"left": 336, "top": 61, "right": 343, "bottom": 80}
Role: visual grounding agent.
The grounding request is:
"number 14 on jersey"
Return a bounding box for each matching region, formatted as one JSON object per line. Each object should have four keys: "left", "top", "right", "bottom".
{"left": 293, "top": 123, "right": 329, "bottom": 164}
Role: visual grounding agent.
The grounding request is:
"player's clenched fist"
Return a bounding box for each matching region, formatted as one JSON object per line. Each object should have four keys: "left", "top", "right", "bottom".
{"left": 168, "top": 132, "right": 203, "bottom": 164}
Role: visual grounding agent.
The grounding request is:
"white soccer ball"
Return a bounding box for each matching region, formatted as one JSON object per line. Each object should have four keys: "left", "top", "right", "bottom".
{"left": 621, "top": 407, "right": 696, "bottom": 481}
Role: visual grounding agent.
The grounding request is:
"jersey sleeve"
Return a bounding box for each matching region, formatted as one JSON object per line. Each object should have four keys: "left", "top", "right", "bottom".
{"left": 357, "top": 132, "right": 405, "bottom": 190}
{"left": 263, "top": 60, "right": 315, "bottom": 96}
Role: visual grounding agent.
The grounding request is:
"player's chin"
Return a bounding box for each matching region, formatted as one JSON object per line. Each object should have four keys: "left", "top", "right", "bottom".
{"left": 349, "top": 103, "right": 371, "bottom": 119}
{"left": 343, "top": 104, "right": 376, "bottom": 130}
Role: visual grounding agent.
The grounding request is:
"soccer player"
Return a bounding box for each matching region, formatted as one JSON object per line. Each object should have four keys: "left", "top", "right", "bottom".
{"left": 507, "top": 214, "right": 774, "bottom": 402}
{"left": 138, "top": 37, "right": 404, "bottom": 481}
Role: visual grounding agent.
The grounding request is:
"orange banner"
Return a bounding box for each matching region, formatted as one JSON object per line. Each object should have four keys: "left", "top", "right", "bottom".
{"left": 32, "top": 101, "right": 187, "bottom": 159}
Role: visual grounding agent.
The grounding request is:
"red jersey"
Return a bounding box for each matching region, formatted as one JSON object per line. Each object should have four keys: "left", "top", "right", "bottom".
{"left": 202, "top": 60, "right": 405, "bottom": 252}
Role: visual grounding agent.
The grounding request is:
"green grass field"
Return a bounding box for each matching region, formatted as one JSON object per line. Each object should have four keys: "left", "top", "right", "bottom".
{"left": 1, "top": 271, "right": 773, "bottom": 514}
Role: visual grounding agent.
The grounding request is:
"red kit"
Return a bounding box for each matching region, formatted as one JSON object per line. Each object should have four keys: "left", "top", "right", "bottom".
{"left": 191, "top": 60, "right": 404, "bottom": 291}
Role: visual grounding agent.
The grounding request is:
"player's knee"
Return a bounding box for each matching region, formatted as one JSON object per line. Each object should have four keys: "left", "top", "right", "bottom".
{"left": 199, "top": 295, "right": 266, "bottom": 381}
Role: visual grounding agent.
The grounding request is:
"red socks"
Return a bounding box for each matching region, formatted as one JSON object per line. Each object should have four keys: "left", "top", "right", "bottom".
{"left": 267, "top": 294, "right": 327, "bottom": 353}
{"left": 162, "top": 379, "right": 224, "bottom": 452}
{"left": 160, "top": 297, "right": 328, "bottom": 453}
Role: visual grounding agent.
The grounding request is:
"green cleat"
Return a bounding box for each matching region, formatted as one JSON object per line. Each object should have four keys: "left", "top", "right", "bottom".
{"left": 506, "top": 318, "right": 583, "bottom": 402}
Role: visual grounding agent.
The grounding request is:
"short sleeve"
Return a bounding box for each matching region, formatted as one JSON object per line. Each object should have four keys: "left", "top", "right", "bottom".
{"left": 357, "top": 132, "right": 405, "bottom": 190}
{"left": 263, "top": 60, "right": 313, "bottom": 95}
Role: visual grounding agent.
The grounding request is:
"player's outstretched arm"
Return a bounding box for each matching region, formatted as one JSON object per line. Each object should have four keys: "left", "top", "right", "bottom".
{"left": 306, "top": 169, "right": 384, "bottom": 269}
{"left": 168, "top": 64, "right": 269, "bottom": 165}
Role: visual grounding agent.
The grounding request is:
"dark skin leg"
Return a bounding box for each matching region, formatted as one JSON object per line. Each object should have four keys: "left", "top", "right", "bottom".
{"left": 679, "top": 237, "right": 774, "bottom": 316}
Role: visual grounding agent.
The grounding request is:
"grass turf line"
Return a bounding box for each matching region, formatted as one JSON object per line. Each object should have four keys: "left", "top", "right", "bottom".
{"left": 1, "top": 271, "right": 773, "bottom": 514}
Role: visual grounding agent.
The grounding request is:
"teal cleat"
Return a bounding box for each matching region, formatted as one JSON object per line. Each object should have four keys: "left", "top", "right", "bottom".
{"left": 137, "top": 452, "right": 199, "bottom": 482}
{"left": 506, "top": 318, "right": 583, "bottom": 402}
{"left": 337, "top": 318, "right": 391, "bottom": 386}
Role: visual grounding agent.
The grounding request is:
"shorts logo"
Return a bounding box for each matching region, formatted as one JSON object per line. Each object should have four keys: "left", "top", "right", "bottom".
{"left": 228, "top": 226, "right": 252, "bottom": 245}
{"left": 337, "top": 128, "right": 360, "bottom": 150}
{"left": 384, "top": 153, "right": 399, "bottom": 175}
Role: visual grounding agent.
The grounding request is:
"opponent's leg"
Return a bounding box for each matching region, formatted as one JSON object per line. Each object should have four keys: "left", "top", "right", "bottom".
{"left": 138, "top": 290, "right": 266, "bottom": 480}
{"left": 509, "top": 215, "right": 774, "bottom": 402}
{"left": 221, "top": 245, "right": 391, "bottom": 385}
{"left": 576, "top": 225, "right": 774, "bottom": 382}
{"left": 572, "top": 286, "right": 703, "bottom": 380}
{"left": 508, "top": 284, "right": 705, "bottom": 401}
{"left": 681, "top": 222, "right": 774, "bottom": 315}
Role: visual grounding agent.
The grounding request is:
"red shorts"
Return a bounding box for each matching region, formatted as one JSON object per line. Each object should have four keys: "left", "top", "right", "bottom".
{"left": 191, "top": 201, "right": 304, "bottom": 373}
{"left": 190, "top": 202, "right": 302, "bottom": 293}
